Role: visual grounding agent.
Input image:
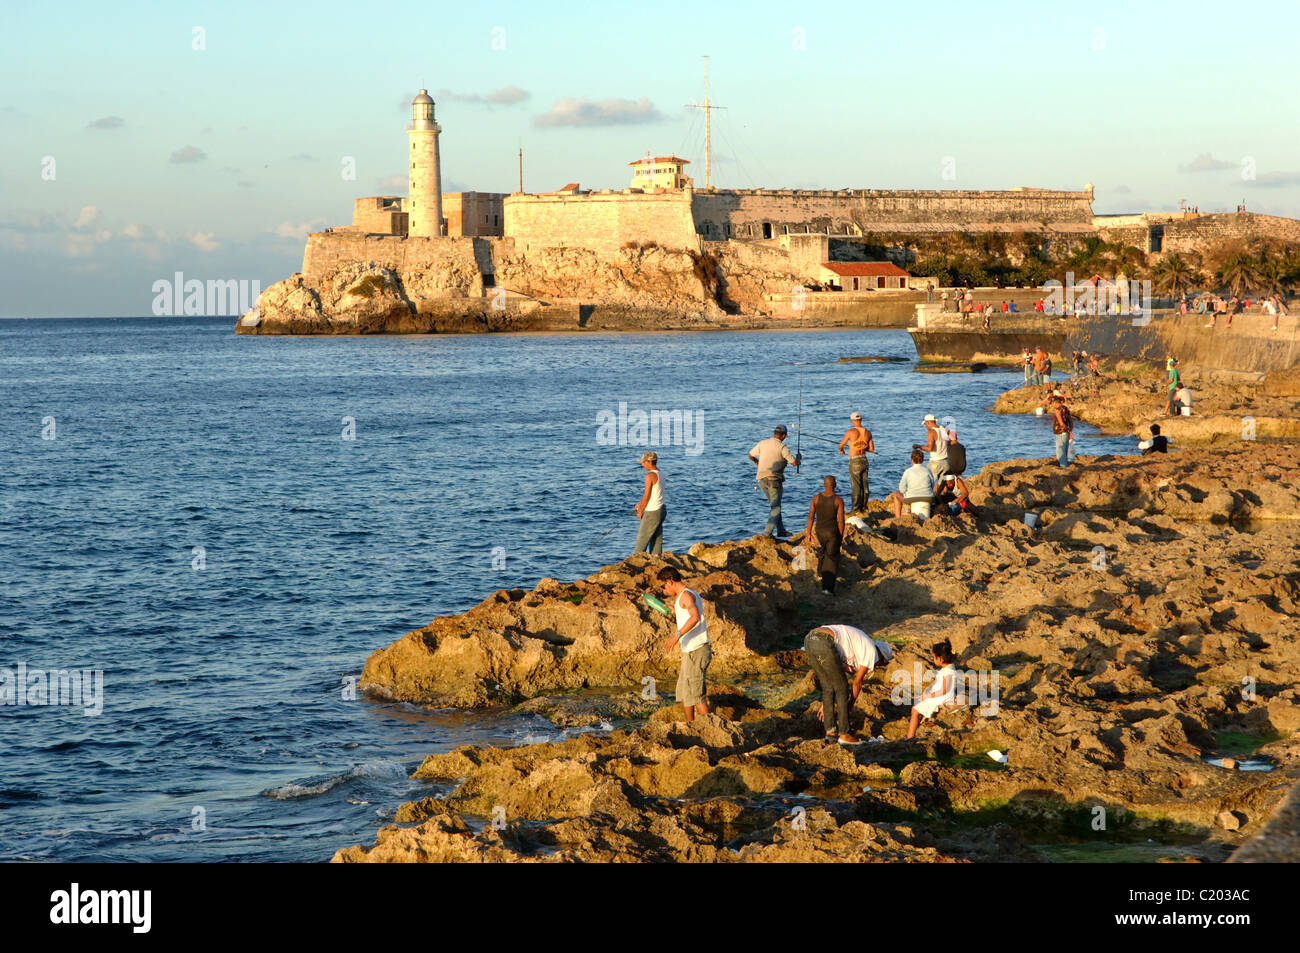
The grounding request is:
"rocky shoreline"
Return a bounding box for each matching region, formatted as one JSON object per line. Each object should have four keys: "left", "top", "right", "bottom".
{"left": 334, "top": 431, "right": 1300, "bottom": 863}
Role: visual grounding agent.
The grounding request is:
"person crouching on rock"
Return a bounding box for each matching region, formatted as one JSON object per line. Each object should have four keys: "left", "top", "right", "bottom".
{"left": 657, "top": 567, "right": 712, "bottom": 723}
{"left": 803, "top": 475, "right": 845, "bottom": 595}
{"left": 803, "top": 624, "right": 893, "bottom": 746}
{"left": 906, "top": 640, "right": 961, "bottom": 739}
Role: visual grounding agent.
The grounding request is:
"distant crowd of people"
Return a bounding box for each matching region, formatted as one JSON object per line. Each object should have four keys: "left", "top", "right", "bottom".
{"left": 1178, "top": 293, "right": 1289, "bottom": 330}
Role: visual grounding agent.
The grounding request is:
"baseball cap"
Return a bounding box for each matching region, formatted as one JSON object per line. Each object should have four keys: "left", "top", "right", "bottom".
{"left": 851, "top": 412, "right": 862, "bottom": 420}
{"left": 923, "top": 414, "right": 937, "bottom": 422}
{"left": 640, "top": 451, "right": 657, "bottom": 464}
{"left": 774, "top": 424, "right": 788, "bottom": 435}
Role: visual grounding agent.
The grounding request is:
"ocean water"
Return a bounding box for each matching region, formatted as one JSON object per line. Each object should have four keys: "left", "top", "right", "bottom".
{"left": 0, "top": 317, "right": 1133, "bottom": 861}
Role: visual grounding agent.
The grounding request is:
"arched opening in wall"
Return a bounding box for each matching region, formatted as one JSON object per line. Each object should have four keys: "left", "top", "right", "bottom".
{"left": 1148, "top": 225, "right": 1164, "bottom": 253}
{"left": 762, "top": 222, "right": 772, "bottom": 239}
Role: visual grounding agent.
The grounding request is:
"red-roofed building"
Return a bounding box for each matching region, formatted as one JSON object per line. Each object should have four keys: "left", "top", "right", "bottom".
{"left": 819, "top": 261, "right": 912, "bottom": 290}
{"left": 629, "top": 155, "right": 692, "bottom": 190}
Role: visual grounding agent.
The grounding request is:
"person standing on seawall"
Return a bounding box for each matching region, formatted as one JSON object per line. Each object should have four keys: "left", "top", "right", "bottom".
{"left": 632, "top": 451, "right": 664, "bottom": 555}
{"left": 749, "top": 424, "right": 801, "bottom": 537}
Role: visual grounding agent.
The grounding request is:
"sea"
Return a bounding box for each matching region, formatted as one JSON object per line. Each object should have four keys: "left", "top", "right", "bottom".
{"left": 0, "top": 316, "right": 1135, "bottom": 861}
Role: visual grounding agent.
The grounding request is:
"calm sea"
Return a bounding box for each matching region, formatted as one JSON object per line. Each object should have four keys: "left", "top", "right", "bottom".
{"left": 0, "top": 317, "right": 1132, "bottom": 861}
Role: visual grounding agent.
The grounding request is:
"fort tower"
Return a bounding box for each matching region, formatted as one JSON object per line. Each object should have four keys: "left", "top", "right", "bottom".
{"left": 407, "top": 89, "right": 443, "bottom": 237}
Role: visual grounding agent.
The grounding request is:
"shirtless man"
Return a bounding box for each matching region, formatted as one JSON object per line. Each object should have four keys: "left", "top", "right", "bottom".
{"left": 836, "top": 412, "right": 875, "bottom": 513}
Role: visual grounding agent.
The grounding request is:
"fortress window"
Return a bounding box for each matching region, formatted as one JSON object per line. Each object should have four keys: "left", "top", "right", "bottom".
{"left": 762, "top": 222, "right": 772, "bottom": 239}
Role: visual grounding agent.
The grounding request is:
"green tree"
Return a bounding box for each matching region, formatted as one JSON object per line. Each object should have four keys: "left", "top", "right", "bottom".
{"left": 1152, "top": 254, "right": 1200, "bottom": 298}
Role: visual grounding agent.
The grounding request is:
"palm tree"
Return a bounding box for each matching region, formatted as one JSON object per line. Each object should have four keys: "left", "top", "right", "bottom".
{"left": 1152, "top": 254, "right": 1200, "bottom": 298}
{"left": 1217, "top": 253, "right": 1262, "bottom": 297}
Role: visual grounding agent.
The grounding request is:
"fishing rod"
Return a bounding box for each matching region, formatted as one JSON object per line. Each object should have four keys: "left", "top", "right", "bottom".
{"left": 795, "top": 369, "right": 803, "bottom": 474}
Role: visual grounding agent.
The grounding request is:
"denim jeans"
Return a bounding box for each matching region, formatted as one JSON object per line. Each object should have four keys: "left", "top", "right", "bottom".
{"left": 1055, "top": 432, "right": 1076, "bottom": 467}
{"left": 847, "top": 456, "right": 869, "bottom": 512}
{"left": 633, "top": 506, "right": 665, "bottom": 554}
{"left": 804, "top": 630, "right": 851, "bottom": 735}
{"left": 759, "top": 477, "right": 787, "bottom": 536}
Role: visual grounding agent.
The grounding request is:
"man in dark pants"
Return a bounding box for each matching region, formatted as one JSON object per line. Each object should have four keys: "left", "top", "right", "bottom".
{"left": 802, "top": 624, "right": 893, "bottom": 746}
{"left": 803, "top": 475, "right": 846, "bottom": 594}
{"left": 748, "top": 424, "right": 801, "bottom": 537}
{"left": 836, "top": 412, "right": 874, "bottom": 513}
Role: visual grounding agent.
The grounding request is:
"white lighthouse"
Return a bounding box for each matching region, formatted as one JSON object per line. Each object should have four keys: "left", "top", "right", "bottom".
{"left": 407, "top": 89, "right": 443, "bottom": 237}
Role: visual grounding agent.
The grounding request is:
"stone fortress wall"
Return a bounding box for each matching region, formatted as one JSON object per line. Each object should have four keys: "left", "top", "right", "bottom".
{"left": 1095, "top": 211, "right": 1300, "bottom": 255}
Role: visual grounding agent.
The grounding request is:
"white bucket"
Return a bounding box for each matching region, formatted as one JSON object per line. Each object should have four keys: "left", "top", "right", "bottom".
{"left": 1181, "top": 406, "right": 1191, "bottom": 417}
{"left": 909, "top": 501, "right": 931, "bottom": 520}
{"left": 1023, "top": 512, "right": 1039, "bottom": 529}
{"left": 1034, "top": 407, "right": 1045, "bottom": 416}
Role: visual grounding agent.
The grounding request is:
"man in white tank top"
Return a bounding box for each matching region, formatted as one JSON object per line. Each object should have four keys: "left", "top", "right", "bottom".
{"left": 656, "top": 566, "right": 711, "bottom": 722}
{"left": 633, "top": 451, "right": 665, "bottom": 555}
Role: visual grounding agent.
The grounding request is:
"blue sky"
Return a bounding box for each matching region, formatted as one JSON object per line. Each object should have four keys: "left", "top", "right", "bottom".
{"left": 4, "top": 0, "right": 1300, "bottom": 317}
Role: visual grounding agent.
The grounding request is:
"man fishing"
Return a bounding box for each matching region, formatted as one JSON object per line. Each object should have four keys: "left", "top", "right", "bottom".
{"left": 1050, "top": 391, "right": 1076, "bottom": 467}
{"left": 631, "top": 451, "right": 664, "bottom": 555}
{"left": 914, "top": 414, "right": 949, "bottom": 482}
{"left": 836, "top": 412, "right": 874, "bottom": 513}
{"left": 749, "top": 424, "right": 801, "bottom": 537}
{"left": 657, "top": 566, "right": 711, "bottom": 723}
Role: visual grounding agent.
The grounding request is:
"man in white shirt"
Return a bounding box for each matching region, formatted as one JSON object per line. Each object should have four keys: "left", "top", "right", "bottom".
{"left": 803, "top": 623, "right": 894, "bottom": 745}
{"left": 657, "top": 567, "right": 711, "bottom": 722}
{"left": 748, "top": 424, "right": 801, "bottom": 537}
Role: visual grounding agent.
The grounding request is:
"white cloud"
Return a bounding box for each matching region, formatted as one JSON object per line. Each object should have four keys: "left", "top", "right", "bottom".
{"left": 1179, "top": 154, "right": 1234, "bottom": 173}
{"left": 271, "top": 219, "right": 326, "bottom": 239}
{"left": 186, "top": 231, "right": 220, "bottom": 252}
{"left": 535, "top": 97, "right": 666, "bottom": 128}
{"left": 170, "top": 145, "right": 207, "bottom": 164}
{"left": 74, "top": 205, "right": 99, "bottom": 228}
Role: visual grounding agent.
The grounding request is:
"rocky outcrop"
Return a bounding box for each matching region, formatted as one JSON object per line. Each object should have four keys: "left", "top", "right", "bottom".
{"left": 993, "top": 362, "right": 1300, "bottom": 443}
{"left": 337, "top": 442, "right": 1300, "bottom": 862}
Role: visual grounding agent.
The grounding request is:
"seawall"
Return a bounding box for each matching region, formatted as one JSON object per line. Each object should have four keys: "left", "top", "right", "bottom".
{"left": 1065, "top": 313, "right": 1300, "bottom": 375}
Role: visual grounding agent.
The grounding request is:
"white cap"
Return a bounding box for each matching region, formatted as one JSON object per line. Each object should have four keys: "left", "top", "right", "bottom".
{"left": 923, "top": 414, "right": 937, "bottom": 423}
{"left": 851, "top": 412, "right": 862, "bottom": 420}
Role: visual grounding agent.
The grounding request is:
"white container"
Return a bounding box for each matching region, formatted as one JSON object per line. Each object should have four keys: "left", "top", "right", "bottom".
{"left": 1181, "top": 406, "right": 1191, "bottom": 417}
{"left": 1023, "top": 512, "right": 1039, "bottom": 529}
{"left": 1034, "top": 407, "right": 1045, "bottom": 416}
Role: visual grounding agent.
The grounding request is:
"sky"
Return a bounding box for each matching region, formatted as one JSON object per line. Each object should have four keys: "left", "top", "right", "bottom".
{"left": 4, "top": 0, "right": 1300, "bottom": 317}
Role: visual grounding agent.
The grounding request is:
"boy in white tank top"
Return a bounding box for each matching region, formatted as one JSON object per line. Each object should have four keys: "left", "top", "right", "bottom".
{"left": 656, "top": 566, "right": 711, "bottom": 722}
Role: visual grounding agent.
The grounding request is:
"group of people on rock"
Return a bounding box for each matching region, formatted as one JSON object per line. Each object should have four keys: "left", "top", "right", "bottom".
{"left": 653, "top": 561, "right": 966, "bottom": 746}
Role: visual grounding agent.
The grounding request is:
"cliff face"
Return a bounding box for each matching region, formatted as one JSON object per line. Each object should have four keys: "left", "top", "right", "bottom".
{"left": 238, "top": 235, "right": 813, "bottom": 334}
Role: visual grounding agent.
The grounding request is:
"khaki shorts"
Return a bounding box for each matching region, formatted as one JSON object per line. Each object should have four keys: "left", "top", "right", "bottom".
{"left": 676, "top": 643, "right": 712, "bottom": 707}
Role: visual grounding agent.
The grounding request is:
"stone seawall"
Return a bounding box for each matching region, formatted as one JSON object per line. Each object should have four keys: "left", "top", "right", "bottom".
{"left": 1065, "top": 313, "right": 1300, "bottom": 375}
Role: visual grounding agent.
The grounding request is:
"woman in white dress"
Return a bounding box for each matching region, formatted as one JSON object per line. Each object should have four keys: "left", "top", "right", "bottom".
{"left": 906, "top": 640, "right": 960, "bottom": 739}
